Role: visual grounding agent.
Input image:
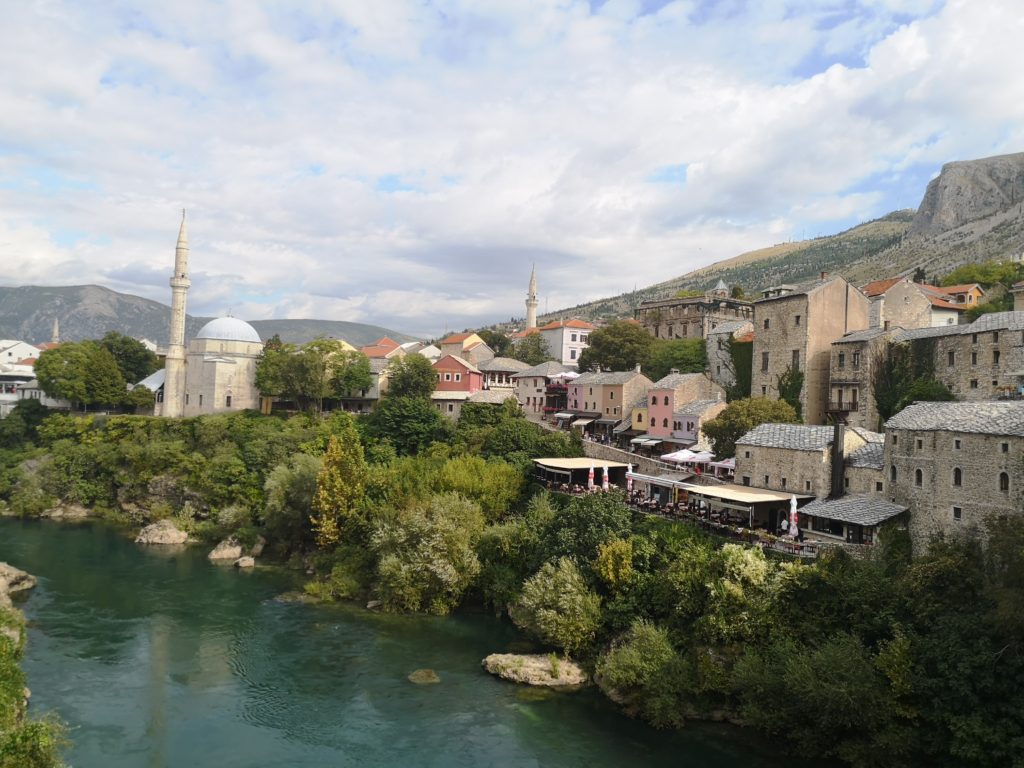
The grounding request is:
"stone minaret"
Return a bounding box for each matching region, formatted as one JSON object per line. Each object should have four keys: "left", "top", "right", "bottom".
{"left": 162, "top": 211, "right": 191, "bottom": 417}
{"left": 51, "top": 317, "right": 60, "bottom": 345}
{"left": 525, "top": 265, "right": 539, "bottom": 329}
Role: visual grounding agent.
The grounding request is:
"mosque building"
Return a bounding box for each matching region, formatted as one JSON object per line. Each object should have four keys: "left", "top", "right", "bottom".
{"left": 142, "top": 213, "right": 263, "bottom": 417}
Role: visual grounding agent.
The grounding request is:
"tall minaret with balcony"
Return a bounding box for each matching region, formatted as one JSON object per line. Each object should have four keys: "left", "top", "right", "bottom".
{"left": 525, "top": 265, "right": 539, "bottom": 329}
{"left": 162, "top": 211, "right": 190, "bottom": 417}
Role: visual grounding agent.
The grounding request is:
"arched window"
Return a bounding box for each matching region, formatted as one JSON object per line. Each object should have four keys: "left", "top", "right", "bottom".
{"left": 650, "top": 417, "right": 655, "bottom": 427}
{"left": 1000, "top": 472, "right": 1010, "bottom": 492}
{"left": 915, "top": 469, "right": 923, "bottom": 487}
{"left": 953, "top": 468, "right": 962, "bottom": 487}
{"left": 663, "top": 396, "right": 669, "bottom": 406}
{"left": 890, "top": 466, "right": 896, "bottom": 482}
{"left": 651, "top": 396, "right": 656, "bottom": 406}
{"left": 662, "top": 418, "right": 669, "bottom": 428}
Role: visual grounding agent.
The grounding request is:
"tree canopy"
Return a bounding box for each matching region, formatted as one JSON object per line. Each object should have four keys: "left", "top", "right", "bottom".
{"left": 99, "top": 331, "right": 160, "bottom": 383}
{"left": 644, "top": 338, "right": 707, "bottom": 381}
{"left": 255, "top": 338, "right": 372, "bottom": 413}
{"left": 702, "top": 397, "right": 799, "bottom": 458}
{"left": 35, "top": 341, "right": 128, "bottom": 409}
{"left": 385, "top": 354, "right": 437, "bottom": 399}
{"left": 511, "top": 332, "right": 553, "bottom": 366}
{"left": 577, "top": 320, "right": 652, "bottom": 372}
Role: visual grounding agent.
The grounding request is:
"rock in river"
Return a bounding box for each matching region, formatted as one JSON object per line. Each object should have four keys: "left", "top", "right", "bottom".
{"left": 408, "top": 669, "right": 441, "bottom": 684}
{"left": 482, "top": 654, "right": 587, "bottom": 688}
{"left": 234, "top": 556, "right": 255, "bottom": 569}
{"left": 135, "top": 519, "right": 188, "bottom": 545}
{"left": 208, "top": 536, "right": 243, "bottom": 562}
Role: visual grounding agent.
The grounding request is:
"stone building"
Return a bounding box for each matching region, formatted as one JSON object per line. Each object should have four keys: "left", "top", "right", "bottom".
{"left": 861, "top": 277, "right": 964, "bottom": 329}
{"left": 477, "top": 357, "right": 529, "bottom": 390}
{"left": 706, "top": 320, "right": 754, "bottom": 392}
{"left": 752, "top": 275, "right": 870, "bottom": 425}
{"left": 827, "top": 327, "right": 896, "bottom": 430}
{"left": 843, "top": 438, "right": 886, "bottom": 496}
{"left": 635, "top": 280, "right": 752, "bottom": 341}
{"left": 884, "top": 402, "right": 1024, "bottom": 551}
{"left": 512, "top": 360, "right": 574, "bottom": 415}
{"left": 645, "top": 372, "right": 725, "bottom": 444}
{"left": 431, "top": 354, "right": 483, "bottom": 419}
{"left": 1013, "top": 281, "right": 1024, "bottom": 311}
{"left": 339, "top": 357, "right": 390, "bottom": 414}
{"left": 567, "top": 369, "right": 653, "bottom": 437}
{"left": 734, "top": 423, "right": 872, "bottom": 498}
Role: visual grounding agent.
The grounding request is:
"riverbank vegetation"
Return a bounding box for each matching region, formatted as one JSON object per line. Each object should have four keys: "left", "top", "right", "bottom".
{"left": 0, "top": 395, "right": 1022, "bottom": 767}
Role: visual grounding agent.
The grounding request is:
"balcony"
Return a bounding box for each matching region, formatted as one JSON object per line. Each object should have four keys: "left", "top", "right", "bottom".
{"left": 545, "top": 383, "right": 568, "bottom": 394}
{"left": 826, "top": 400, "right": 859, "bottom": 413}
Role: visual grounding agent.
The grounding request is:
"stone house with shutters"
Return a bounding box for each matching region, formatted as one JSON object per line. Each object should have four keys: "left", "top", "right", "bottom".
{"left": 645, "top": 372, "right": 725, "bottom": 444}
{"left": 567, "top": 369, "right": 653, "bottom": 436}
{"left": 883, "top": 401, "right": 1024, "bottom": 552}
{"left": 431, "top": 354, "right": 483, "bottom": 419}
{"left": 512, "top": 361, "right": 574, "bottom": 415}
{"left": 828, "top": 327, "right": 896, "bottom": 430}
{"left": 635, "top": 281, "right": 753, "bottom": 341}
{"left": 752, "top": 275, "right": 870, "bottom": 425}
{"left": 861, "top": 277, "right": 965, "bottom": 329}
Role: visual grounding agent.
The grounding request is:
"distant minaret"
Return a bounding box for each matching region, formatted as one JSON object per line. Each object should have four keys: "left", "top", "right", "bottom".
{"left": 51, "top": 317, "right": 60, "bottom": 345}
{"left": 525, "top": 264, "right": 539, "bottom": 329}
{"left": 162, "top": 211, "right": 191, "bottom": 417}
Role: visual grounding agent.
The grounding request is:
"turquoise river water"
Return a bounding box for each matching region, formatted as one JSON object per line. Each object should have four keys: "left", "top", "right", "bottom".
{"left": 0, "top": 519, "right": 806, "bottom": 767}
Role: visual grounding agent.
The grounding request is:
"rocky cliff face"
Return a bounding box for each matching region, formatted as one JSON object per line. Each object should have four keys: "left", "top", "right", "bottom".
{"left": 911, "top": 152, "right": 1024, "bottom": 236}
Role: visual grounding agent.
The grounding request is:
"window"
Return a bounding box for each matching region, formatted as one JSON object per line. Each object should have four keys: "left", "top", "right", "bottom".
{"left": 947, "top": 350, "right": 955, "bottom": 366}
{"left": 742, "top": 476, "right": 751, "bottom": 487}
{"left": 761, "top": 352, "right": 769, "bottom": 372}
{"left": 994, "top": 350, "right": 1001, "bottom": 365}
{"left": 650, "top": 417, "right": 655, "bottom": 427}
{"left": 892, "top": 434, "right": 898, "bottom": 446}
{"left": 448, "top": 403, "right": 454, "bottom": 413}
{"left": 915, "top": 469, "right": 923, "bottom": 487}
{"left": 953, "top": 467, "right": 962, "bottom": 486}
{"left": 852, "top": 352, "right": 861, "bottom": 368}
{"left": 663, "top": 418, "right": 669, "bottom": 427}
{"left": 570, "top": 349, "right": 577, "bottom": 360}
{"left": 570, "top": 333, "right": 577, "bottom": 342}
{"left": 763, "top": 318, "right": 770, "bottom": 329}
{"left": 651, "top": 396, "right": 657, "bottom": 406}
{"left": 890, "top": 466, "right": 897, "bottom": 482}
{"left": 581, "top": 335, "right": 588, "bottom": 343}
{"left": 761, "top": 385, "right": 767, "bottom": 396}
{"left": 589, "top": 388, "right": 593, "bottom": 395}
{"left": 199, "top": 394, "right": 203, "bottom": 406}
{"left": 609, "top": 391, "right": 615, "bottom": 399}
{"left": 844, "top": 477, "right": 849, "bottom": 489}
{"left": 953, "top": 506, "right": 962, "bottom": 520}
{"left": 668, "top": 326, "right": 673, "bottom": 337}
{"left": 838, "top": 352, "right": 846, "bottom": 368}
{"left": 454, "top": 373, "right": 461, "bottom": 382}
{"left": 764, "top": 475, "right": 769, "bottom": 486}
{"left": 663, "top": 396, "right": 669, "bottom": 405}
{"left": 971, "top": 352, "right": 977, "bottom": 365}
{"left": 744, "top": 451, "right": 751, "bottom": 458}
{"left": 955, "top": 439, "right": 961, "bottom": 449}
{"left": 805, "top": 480, "right": 811, "bottom": 492}
{"left": 636, "top": 413, "right": 642, "bottom": 423}
{"left": 1002, "top": 443, "right": 1009, "bottom": 453}
{"left": 716, "top": 365, "right": 721, "bottom": 375}
{"left": 792, "top": 350, "right": 800, "bottom": 370}
{"left": 795, "top": 315, "right": 801, "bottom": 326}
{"left": 185, "top": 394, "right": 190, "bottom": 405}
{"left": 970, "top": 379, "right": 978, "bottom": 389}
{"left": 875, "top": 481, "right": 883, "bottom": 492}
{"left": 916, "top": 438, "right": 922, "bottom": 450}
{"left": 1000, "top": 472, "right": 1010, "bottom": 492}
{"left": 971, "top": 333, "right": 978, "bottom": 343}
{"left": 225, "top": 395, "right": 232, "bottom": 407}
{"left": 781, "top": 478, "right": 787, "bottom": 489}
{"left": 993, "top": 331, "right": 1000, "bottom": 342}
{"left": 444, "top": 373, "right": 452, "bottom": 381}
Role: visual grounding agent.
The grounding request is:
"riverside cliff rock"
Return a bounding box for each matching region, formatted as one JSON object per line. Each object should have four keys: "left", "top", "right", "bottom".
{"left": 135, "top": 519, "right": 188, "bottom": 545}
{"left": 911, "top": 152, "right": 1024, "bottom": 236}
{"left": 0, "top": 563, "right": 36, "bottom": 647}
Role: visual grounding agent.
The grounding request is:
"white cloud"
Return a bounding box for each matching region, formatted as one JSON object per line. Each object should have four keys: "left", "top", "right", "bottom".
{"left": 0, "top": 0, "right": 1020, "bottom": 336}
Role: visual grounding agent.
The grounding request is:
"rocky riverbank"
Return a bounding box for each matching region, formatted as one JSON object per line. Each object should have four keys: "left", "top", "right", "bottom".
{"left": 482, "top": 653, "right": 587, "bottom": 688}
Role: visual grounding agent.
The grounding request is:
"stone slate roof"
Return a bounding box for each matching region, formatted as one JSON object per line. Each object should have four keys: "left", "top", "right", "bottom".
{"left": 892, "top": 311, "right": 1024, "bottom": 343}
{"left": 755, "top": 277, "right": 831, "bottom": 302}
{"left": 799, "top": 495, "right": 906, "bottom": 527}
{"left": 834, "top": 327, "right": 894, "bottom": 344}
{"left": 885, "top": 401, "right": 1024, "bottom": 437}
{"left": 845, "top": 442, "right": 884, "bottom": 470}
{"left": 736, "top": 423, "right": 835, "bottom": 451}
{"left": 651, "top": 372, "right": 707, "bottom": 389}
{"left": 675, "top": 399, "right": 724, "bottom": 417}
{"left": 708, "top": 320, "right": 752, "bottom": 336}
{"left": 575, "top": 370, "right": 650, "bottom": 386}
{"left": 892, "top": 325, "right": 961, "bottom": 342}
{"left": 476, "top": 356, "right": 531, "bottom": 373}
{"left": 369, "top": 358, "right": 390, "bottom": 374}
{"left": 513, "top": 360, "right": 574, "bottom": 379}
{"left": 467, "top": 389, "right": 518, "bottom": 404}
{"left": 850, "top": 427, "right": 884, "bottom": 443}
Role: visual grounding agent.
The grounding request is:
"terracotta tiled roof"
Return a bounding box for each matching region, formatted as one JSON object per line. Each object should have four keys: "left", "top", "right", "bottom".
{"left": 369, "top": 337, "right": 400, "bottom": 350}
{"left": 440, "top": 332, "right": 474, "bottom": 345}
{"left": 734, "top": 331, "right": 754, "bottom": 343}
{"left": 432, "top": 354, "right": 481, "bottom": 374}
{"left": 937, "top": 283, "right": 984, "bottom": 295}
{"left": 15, "top": 358, "right": 36, "bottom": 366}
{"left": 361, "top": 344, "right": 400, "bottom": 358}
{"left": 860, "top": 277, "right": 903, "bottom": 297}
{"left": 538, "top": 318, "right": 594, "bottom": 331}
{"left": 511, "top": 328, "right": 539, "bottom": 339}
{"left": 919, "top": 285, "right": 965, "bottom": 311}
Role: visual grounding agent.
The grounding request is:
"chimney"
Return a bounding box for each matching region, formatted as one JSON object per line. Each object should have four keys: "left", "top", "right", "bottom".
{"left": 820, "top": 271, "right": 828, "bottom": 281}
{"left": 829, "top": 422, "right": 846, "bottom": 499}
{"left": 634, "top": 363, "right": 642, "bottom": 373}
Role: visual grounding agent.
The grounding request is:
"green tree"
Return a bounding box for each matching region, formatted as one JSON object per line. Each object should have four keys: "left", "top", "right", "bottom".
{"left": 512, "top": 332, "right": 553, "bottom": 366}
{"left": 725, "top": 335, "right": 753, "bottom": 402}
{"left": 385, "top": 354, "right": 437, "bottom": 399}
{"left": 332, "top": 350, "right": 373, "bottom": 396}
{"left": 702, "top": 397, "right": 799, "bottom": 458}
{"left": 730, "top": 285, "right": 746, "bottom": 299}
{"left": 775, "top": 364, "right": 805, "bottom": 421}
{"left": 577, "top": 320, "right": 652, "bottom": 372}
{"left": 644, "top": 338, "right": 707, "bottom": 381}
{"left": 261, "top": 453, "right": 322, "bottom": 553}
{"left": 99, "top": 331, "right": 159, "bottom": 383}
{"left": 362, "top": 395, "right": 453, "bottom": 455}
{"left": 35, "top": 341, "right": 127, "bottom": 409}
{"left": 310, "top": 421, "right": 368, "bottom": 547}
{"left": 370, "top": 492, "right": 485, "bottom": 614}
{"left": 511, "top": 557, "right": 602, "bottom": 656}
{"left": 477, "top": 329, "right": 512, "bottom": 357}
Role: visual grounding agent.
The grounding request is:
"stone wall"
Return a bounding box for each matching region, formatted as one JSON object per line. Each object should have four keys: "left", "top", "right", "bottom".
{"left": 828, "top": 334, "right": 891, "bottom": 430}
{"left": 932, "top": 325, "right": 1024, "bottom": 400}
{"left": 636, "top": 296, "right": 753, "bottom": 340}
{"left": 582, "top": 441, "right": 676, "bottom": 476}
{"left": 844, "top": 464, "right": 885, "bottom": 496}
{"left": 707, "top": 321, "right": 753, "bottom": 392}
{"left": 885, "top": 429, "right": 1024, "bottom": 553}
{"left": 735, "top": 446, "right": 831, "bottom": 497}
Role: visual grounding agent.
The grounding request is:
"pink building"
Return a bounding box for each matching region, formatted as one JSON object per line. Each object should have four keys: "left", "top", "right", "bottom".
{"left": 431, "top": 354, "right": 484, "bottom": 419}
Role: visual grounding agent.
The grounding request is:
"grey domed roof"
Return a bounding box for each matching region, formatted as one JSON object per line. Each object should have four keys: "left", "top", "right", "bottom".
{"left": 195, "top": 317, "right": 261, "bottom": 343}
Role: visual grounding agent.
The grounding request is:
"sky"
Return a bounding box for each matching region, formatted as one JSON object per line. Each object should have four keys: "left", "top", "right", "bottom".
{"left": 1, "top": 0, "right": 1023, "bottom": 337}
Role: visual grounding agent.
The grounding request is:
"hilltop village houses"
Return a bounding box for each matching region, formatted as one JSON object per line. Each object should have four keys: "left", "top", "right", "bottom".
{"left": 4, "top": 219, "right": 1023, "bottom": 561}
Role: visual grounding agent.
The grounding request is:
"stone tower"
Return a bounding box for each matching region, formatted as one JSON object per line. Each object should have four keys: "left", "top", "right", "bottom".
{"left": 525, "top": 265, "right": 538, "bottom": 329}
{"left": 51, "top": 317, "right": 60, "bottom": 345}
{"left": 162, "top": 211, "right": 191, "bottom": 417}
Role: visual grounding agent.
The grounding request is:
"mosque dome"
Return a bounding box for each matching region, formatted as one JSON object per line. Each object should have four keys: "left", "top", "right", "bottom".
{"left": 195, "top": 317, "right": 262, "bottom": 344}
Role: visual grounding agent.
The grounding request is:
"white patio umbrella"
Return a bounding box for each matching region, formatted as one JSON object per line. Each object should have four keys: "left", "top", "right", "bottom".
{"left": 587, "top": 464, "right": 595, "bottom": 490}
{"left": 626, "top": 464, "right": 633, "bottom": 493}
{"left": 602, "top": 465, "right": 610, "bottom": 491}
{"left": 789, "top": 495, "right": 799, "bottom": 539}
